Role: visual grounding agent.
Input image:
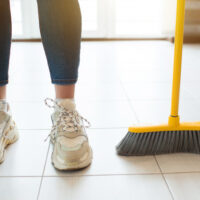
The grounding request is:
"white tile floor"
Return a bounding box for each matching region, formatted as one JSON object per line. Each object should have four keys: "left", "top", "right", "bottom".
{"left": 0, "top": 41, "right": 200, "bottom": 200}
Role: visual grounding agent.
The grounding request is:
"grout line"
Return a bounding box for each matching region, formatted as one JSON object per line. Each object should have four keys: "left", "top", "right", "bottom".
{"left": 17, "top": 129, "right": 51, "bottom": 131}
{"left": 154, "top": 156, "right": 175, "bottom": 200}
{"left": 1, "top": 171, "right": 200, "bottom": 178}
{"left": 88, "top": 127, "right": 128, "bottom": 130}
{"left": 0, "top": 176, "right": 44, "bottom": 178}
{"left": 17, "top": 127, "right": 129, "bottom": 131}
{"left": 39, "top": 170, "right": 200, "bottom": 178}
{"left": 9, "top": 99, "right": 145, "bottom": 103}
{"left": 36, "top": 141, "right": 51, "bottom": 200}
{"left": 163, "top": 171, "right": 200, "bottom": 175}
{"left": 36, "top": 179, "right": 43, "bottom": 200}
{"left": 41, "top": 173, "right": 161, "bottom": 178}
{"left": 119, "top": 79, "right": 140, "bottom": 124}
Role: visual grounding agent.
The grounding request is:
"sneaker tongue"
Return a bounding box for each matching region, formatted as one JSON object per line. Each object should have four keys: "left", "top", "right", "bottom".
{"left": 56, "top": 99, "right": 76, "bottom": 111}
{"left": 0, "top": 101, "right": 8, "bottom": 112}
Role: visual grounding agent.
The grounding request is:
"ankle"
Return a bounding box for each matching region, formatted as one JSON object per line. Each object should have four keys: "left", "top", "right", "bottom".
{"left": 0, "top": 86, "right": 7, "bottom": 99}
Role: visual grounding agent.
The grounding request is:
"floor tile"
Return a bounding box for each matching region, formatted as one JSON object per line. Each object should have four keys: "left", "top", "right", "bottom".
{"left": 39, "top": 175, "right": 172, "bottom": 200}
{"left": 76, "top": 100, "right": 137, "bottom": 128}
{"left": 10, "top": 101, "right": 52, "bottom": 130}
{"left": 78, "top": 42, "right": 121, "bottom": 84}
{"left": 156, "top": 153, "right": 200, "bottom": 173}
{"left": 183, "top": 81, "right": 200, "bottom": 100}
{"left": 10, "top": 43, "right": 47, "bottom": 67}
{"left": 7, "top": 84, "right": 54, "bottom": 101}
{"left": 0, "top": 131, "right": 49, "bottom": 176}
{"left": 182, "top": 44, "right": 200, "bottom": 69}
{"left": 5, "top": 41, "right": 200, "bottom": 200}
{"left": 0, "top": 177, "right": 41, "bottom": 200}
{"left": 8, "top": 99, "right": 136, "bottom": 130}
{"left": 8, "top": 82, "right": 127, "bottom": 101}
{"left": 44, "top": 129, "right": 160, "bottom": 176}
{"left": 122, "top": 82, "right": 192, "bottom": 100}
{"left": 182, "top": 64, "right": 200, "bottom": 82}
{"left": 115, "top": 41, "right": 174, "bottom": 70}
{"left": 75, "top": 82, "right": 127, "bottom": 101}
{"left": 164, "top": 173, "right": 200, "bottom": 200}
{"left": 130, "top": 98, "right": 200, "bottom": 125}
{"left": 119, "top": 69, "right": 173, "bottom": 83}
{"left": 9, "top": 71, "right": 51, "bottom": 85}
{"left": 9, "top": 43, "right": 51, "bottom": 85}
{"left": 78, "top": 65, "right": 120, "bottom": 84}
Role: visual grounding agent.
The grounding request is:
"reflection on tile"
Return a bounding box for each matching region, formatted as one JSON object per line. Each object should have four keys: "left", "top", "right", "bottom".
{"left": 0, "top": 132, "right": 49, "bottom": 176}
{"left": 122, "top": 82, "right": 192, "bottom": 100}
{"left": 3, "top": 41, "right": 200, "bottom": 200}
{"left": 75, "top": 82, "right": 127, "bottom": 101}
{"left": 130, "top": 99, "right": 200, "bottom": 125}
{"left": 119, "top": 69, "right": 173, "bottom": 83}
{"left": 44, "top": 129, "right": 160, "bottom": 176}
{"left": 123, "top": 82, "right": 172, "bottom": 100}
{"left": 0, "top": 177, "right": 40, "bottom": 200}
{"left": 10, "top": 101, "right": 52, "bottom": 130}
{"left": 7, "top": 84, "right": 54, "bottom": 101}
{"left": 156, "top": 153, "right": 200, "bottom": 173}
{"left": 76, "top": 100, "right": 137, "bottom": 128}
{"left": 39, "top": 175, "right": 172, "bottom": 200}
{"left": 164, "top": 173, "right": 200, "bottom": 200}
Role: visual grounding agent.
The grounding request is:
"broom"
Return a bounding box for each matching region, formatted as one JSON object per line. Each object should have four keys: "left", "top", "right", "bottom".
{"left": 116, "top": 0, "right": 200, "bottom": 156}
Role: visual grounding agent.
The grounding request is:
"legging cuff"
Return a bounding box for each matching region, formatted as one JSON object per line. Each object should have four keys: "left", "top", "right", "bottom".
{"left": 0, "top": 80, "right": 8, "bottom": 86}
{"left": 51, "top": 78, "right": 78, "bottom": 85}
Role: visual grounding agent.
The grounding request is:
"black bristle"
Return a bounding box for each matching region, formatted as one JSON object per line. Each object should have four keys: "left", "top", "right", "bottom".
{"left": 116, "top": 130, "right": 200, "bottom": 156}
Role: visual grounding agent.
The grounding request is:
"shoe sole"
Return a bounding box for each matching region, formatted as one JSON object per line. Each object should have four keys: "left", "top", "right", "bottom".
{"left": 52, "top": 146, "right": 93, "bottom": 171}
{"left": 0, "top": 124, "right": 19, "bottom": 164}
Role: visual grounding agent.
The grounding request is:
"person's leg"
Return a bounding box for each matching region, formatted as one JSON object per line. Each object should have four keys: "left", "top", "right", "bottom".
{"left": 37, "top": 0, "right": 82, "bottom": 99}
{"left": 37, "top": 0, "right": 92, "bottom": 170}
{"left": 54, "top": 85, "right": 75, "bottom": 99}
{"left": 0, "top": 0, "right": 12, "bottom": 99}
{"left": 0, "top": 1, "right": 19, "bottom": 164}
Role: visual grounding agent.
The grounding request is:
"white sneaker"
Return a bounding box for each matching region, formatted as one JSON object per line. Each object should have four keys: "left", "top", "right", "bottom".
{"left": 45, "top": 98, "right": 93, "bottom": 170}
{"left": 0, "top": 100, "right": 19, "bottom": 164}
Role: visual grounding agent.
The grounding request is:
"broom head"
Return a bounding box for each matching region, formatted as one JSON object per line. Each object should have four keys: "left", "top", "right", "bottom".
{"left": 116, "top": 121, "right": 200, "bottom": 156}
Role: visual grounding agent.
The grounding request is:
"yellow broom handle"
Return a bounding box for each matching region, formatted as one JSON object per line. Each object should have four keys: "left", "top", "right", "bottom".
{"left": 170, "top": 0, "right": 186, "bottom": 117}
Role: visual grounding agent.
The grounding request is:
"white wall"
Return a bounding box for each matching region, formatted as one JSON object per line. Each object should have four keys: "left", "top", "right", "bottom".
{"left": 10, "top": 0, "right": 177, "bottom": 39}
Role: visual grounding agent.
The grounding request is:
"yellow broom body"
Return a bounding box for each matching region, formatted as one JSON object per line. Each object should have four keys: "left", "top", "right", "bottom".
{"left": 116, "top": 0, "right": 200, "bottom": 155}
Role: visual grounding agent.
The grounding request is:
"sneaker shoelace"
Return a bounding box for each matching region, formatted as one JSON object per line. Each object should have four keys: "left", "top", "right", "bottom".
{"left": 44, "top": 98, "right": 91, "bottom": 142}
{"left": 0, "top": 123, "right": 6, "bottom": 140}
{"left": 0, "top": 124, "right": 11, "bottom": 141}
{"left": 0, "top": 104, "right": 12, "bottom": 141}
